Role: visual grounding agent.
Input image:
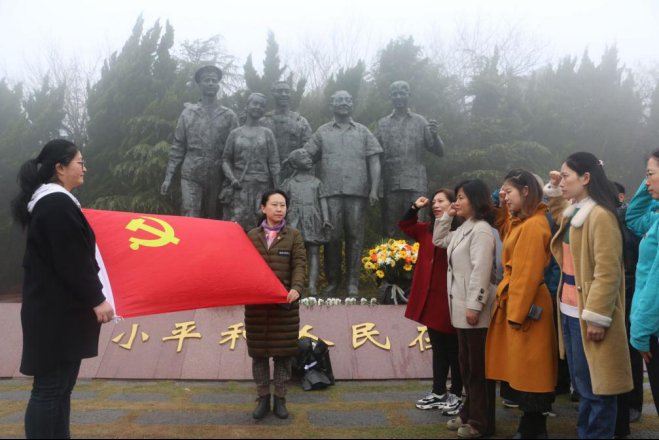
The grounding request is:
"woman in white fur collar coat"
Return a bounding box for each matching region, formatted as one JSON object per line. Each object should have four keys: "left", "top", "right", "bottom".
{"left": 544, "top": 152, "right": 632, "bottom": 439}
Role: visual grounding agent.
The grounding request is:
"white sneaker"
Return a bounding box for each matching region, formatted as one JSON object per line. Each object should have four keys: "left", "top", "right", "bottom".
{"left": 416, "top": 392, "right": 457, "bottom": 410}
{"left": 442, "top": 394, "right": 463, "bottom": 415}
{"left": 416, "top": 391, "right": 440, "bottom": 406}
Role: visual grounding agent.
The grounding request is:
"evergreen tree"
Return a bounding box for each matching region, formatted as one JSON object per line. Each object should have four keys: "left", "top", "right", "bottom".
{"left": 83, "top": 17, "right": 179, "bottom": 213}
{"left": 240, "top": 31, "right": 306, "bottom": 111}
{"left": 0, "top": 77, "right": 66, "bottom": 295}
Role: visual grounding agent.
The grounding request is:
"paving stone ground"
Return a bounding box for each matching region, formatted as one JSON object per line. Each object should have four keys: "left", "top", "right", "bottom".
{"left": 0, "top": 378, "right": 658, "bottom": 439}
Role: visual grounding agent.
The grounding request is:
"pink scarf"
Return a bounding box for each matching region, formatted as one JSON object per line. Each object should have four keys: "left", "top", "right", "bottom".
{"left": 261, "top": 219, "right": 286, "bottom": 249}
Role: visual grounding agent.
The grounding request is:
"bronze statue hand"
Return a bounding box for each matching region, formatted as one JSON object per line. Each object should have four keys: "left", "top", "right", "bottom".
{"left": 428, "top": 119, "right": 439, "bottom": 135}
{"left": 369, "top": 190, "right": 379, "bottom": 206}
{"left": 160, "top": 178, "right": 171, "bottom": 196}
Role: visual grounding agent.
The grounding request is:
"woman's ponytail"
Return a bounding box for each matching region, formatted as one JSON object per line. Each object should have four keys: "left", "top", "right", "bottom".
{"left": 10, "top": 139, "right": 78, "bottom": 228}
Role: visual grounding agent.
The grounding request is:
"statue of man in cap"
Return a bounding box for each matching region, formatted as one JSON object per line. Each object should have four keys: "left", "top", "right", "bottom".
{"left": 375, "top": 80, "right": 444, "bottom": 237}
{"left": 260, "top": 81, "right": 312, "bottom": 179}
{"left": 161, "top": 65, "right": 239, "bottom": 218}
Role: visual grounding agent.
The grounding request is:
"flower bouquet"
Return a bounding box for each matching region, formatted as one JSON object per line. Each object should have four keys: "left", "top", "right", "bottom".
{"left": 362, "top": 239, "right": 419, "bottom": 304}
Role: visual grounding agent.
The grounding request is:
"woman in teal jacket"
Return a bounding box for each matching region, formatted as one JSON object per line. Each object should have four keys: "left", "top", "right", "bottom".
{"left": 627, "top": 148, "right": 659, "bottom": 414}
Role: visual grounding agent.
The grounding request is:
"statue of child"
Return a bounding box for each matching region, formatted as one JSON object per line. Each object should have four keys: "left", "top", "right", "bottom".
{"left": 281, "top": 149, "right": 333, "bottom": 296}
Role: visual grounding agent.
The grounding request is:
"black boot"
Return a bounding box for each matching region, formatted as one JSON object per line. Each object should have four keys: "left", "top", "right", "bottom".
{"left": 273, "top": 396, "right": 289, "bottom": 419}
{"left": 252, "top": 394, "right": 271, "bottom": 420}
{"left": 514, "top": 412, "right": 547, "bottom": 439}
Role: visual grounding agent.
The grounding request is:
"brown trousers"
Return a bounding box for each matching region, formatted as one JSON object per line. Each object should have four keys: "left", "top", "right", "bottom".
{"left": 252, "top": 357, "right": 292, "bottom": 398}
{"left": 457, "top": 328, "right": 496, "bottom": 435}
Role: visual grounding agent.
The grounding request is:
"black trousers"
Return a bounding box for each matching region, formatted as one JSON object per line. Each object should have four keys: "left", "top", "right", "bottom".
{"left": 428, "top": 328, "right": 463, "bottom": 396}
{"left": 25, "top": 360, "right": 81, "bottom": 439}
{"left": 628, "top": 336, "right": 646, "bottom": 412}
{"left": 645, "top": 337, "right": 659, "bottom": 416}
{"left": 615, "top": 304, "right": 648, "bottom": 437}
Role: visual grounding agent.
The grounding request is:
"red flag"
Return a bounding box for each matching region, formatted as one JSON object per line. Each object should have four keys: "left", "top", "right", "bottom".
{"left": 83, "top": 209, "right": 287, "bottom": 318}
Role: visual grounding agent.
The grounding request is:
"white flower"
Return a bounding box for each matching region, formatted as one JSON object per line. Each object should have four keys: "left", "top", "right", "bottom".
{"left": 370, "top": 298, "right": 378, "bottom": 306}
{"left": 318, "top": 299, "right": 325, "bottom": 306}
{"left": 300, "top": 298, "right": 310, "bottom": 307}
{"left": 308, "top": 297, "right": 318, "bottom": 307}
{"left": 360, "top": 298, "right": 369, "bottom": 305}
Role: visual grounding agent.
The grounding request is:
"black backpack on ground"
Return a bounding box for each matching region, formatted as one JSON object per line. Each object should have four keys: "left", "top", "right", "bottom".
{"left": 293, "top": 337, "right": 335, "bottom": 391}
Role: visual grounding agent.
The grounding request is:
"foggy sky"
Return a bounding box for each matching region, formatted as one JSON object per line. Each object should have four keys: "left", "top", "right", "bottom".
{"left": 1, "top": 0, "right": 658, "bottom": 84}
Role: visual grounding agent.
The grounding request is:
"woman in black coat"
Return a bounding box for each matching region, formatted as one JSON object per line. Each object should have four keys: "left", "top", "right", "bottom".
{"left": 11, "top": 139, "right": 114, "bottom": 439}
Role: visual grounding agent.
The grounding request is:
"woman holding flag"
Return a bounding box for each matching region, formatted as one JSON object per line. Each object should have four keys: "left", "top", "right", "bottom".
{"left": 245, "top": 189, "right": 307, "bottom": 420}
{"left": 11, "top": 139, "right": 115, "bottom": 439}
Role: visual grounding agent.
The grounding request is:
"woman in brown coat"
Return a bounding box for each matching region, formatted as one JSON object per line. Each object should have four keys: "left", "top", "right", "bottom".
{"left": 485, "top": 170, "right": 557, "bottom": 439}
{"left": 245, "top": 189, "right": 307, "bottom": 420}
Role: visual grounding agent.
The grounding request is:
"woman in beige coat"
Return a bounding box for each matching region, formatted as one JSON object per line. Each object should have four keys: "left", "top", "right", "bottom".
{"left": 434, "top": 179, "right": 497, "bottom": 439}
{"left": 545, "top": 152, "right": 632, "bottom": 439}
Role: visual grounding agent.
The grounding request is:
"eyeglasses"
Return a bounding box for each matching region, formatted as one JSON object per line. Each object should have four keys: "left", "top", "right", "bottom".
{"left": 75, "top": 160, "right": 86, "bottom": 168}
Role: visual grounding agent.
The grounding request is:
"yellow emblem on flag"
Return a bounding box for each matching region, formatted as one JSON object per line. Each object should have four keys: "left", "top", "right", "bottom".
{"left": 126, "top": 216, "right": 180, "bottom": 251}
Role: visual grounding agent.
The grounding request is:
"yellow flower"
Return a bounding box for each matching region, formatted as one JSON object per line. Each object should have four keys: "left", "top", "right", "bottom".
{"left": 404, "top": 264, "right": 413, "bottom": 271}
{"left": 389, "top": 259, "right": 396, "bottom": 267}
{"left": 376, "top": 270, "right": 385, "bottom": 279}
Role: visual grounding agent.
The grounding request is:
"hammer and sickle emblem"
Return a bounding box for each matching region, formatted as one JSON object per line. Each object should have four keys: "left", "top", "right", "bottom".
{"left": 126, "top": 216, "right": 180, "bottom": 251}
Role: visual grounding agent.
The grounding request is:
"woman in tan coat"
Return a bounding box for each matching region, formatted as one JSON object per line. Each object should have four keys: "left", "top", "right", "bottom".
{"left": 545, "top": 152, "right": 632, "bottom": 439}
{"left": 246, "top": 190, "right": 307, "bottom": 420}
{"left": 485, "top": 169, "right": 557, "bottom": 439}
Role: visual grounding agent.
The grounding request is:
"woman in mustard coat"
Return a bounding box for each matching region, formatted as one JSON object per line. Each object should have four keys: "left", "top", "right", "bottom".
{"left": 485, "top": 170, "right": 557, "bottom": 439}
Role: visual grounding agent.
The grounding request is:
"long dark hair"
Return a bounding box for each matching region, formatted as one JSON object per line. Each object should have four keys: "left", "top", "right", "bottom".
{"left": 454, "top": 179, "right": 496, "bottom": 226}
{"left": 503, "top": 169, "right": 543, "bottom": 220}
{"left": 258, "top": 189, "right": 290, "bottom": 226}
{"left": 564, "top": 152, "right": 619, "bottom": 218}
{"left": 428, "top": 188, "right": 463, "bottom": 232}
{"left": 10, "top": 139, "right": 79, "bottom": 228}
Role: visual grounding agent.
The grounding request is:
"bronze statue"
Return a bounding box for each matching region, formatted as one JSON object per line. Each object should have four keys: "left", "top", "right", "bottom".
{"left": 281, "top": 149, "right": 333, "bottom": 296}
{"left": 261, "top": 81, "right": 312, "bottom": 179}
{"left": 161, "top": 65, "right": 239, "bottom": 218}
{"left": 375, "top": 80, "right": 444, "bottom": 237}
{"left": 305, "top": 90, "right": 382, "bottom": 297}
{"left": 222, "top": 93, "right": 281, "bottom": 230}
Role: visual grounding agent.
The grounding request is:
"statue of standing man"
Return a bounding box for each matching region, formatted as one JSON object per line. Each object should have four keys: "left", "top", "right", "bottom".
{"left": 375, "top": 80, "right": 444, "bottom": 237}
{"left": 161, "top": 65, "right": 239, "bottom": 218}
{"left": 261, "top": 81, "right": 313, "bottom": 179}
{"left": 305, "top": 90, "right": 382, "bottom": 297}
